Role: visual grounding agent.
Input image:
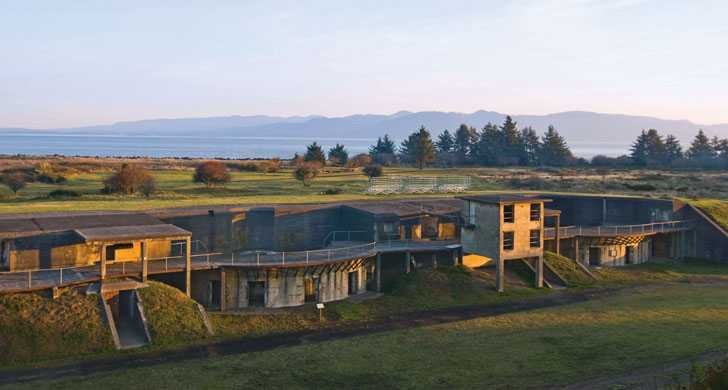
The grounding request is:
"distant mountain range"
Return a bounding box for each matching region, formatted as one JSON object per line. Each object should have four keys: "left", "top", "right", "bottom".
{"left": 2, "top": 110, "right": 727, "bottom": 146}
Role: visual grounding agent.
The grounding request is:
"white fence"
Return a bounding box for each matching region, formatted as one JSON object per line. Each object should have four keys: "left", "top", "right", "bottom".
{"left": 368, "top": 176, "right": 471, "bottom": 194}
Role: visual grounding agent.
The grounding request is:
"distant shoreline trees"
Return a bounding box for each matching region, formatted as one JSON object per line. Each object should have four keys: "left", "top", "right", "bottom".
{"left": 297, "top": 116, "right": 728, "bottom": 170}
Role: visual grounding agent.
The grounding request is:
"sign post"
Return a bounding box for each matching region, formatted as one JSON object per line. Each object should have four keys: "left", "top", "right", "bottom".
{"left": 316, "top": 302, "right": 325, "bottom": 323}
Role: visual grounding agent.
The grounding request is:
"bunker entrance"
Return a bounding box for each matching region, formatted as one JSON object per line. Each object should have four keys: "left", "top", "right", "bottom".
{"left": 248, "top": 281, "right": 265, "bottom": 307}
{"left": 589, "top": 247, "right": 601, "bottom": 266}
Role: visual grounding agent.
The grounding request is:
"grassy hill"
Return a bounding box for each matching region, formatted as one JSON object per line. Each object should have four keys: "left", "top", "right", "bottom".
{"left": 137, "top": 281, "right": 211, "bottom": 347}
{"left": 0, "top": 288, "right": 113, "bottom": 367}
{"left": 691, "top": 199, "right": 728, "bottom": 232}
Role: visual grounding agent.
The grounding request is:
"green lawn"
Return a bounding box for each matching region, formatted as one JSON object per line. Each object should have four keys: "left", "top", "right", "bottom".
{"left": 13, "top": 283, "right": 728, "bottom": 389}
{"left": 2, "top": 165, "right": 728, "bottom": 214}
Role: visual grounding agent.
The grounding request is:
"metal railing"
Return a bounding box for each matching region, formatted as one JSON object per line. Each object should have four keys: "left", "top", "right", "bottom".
{"left": 544, "top": 220, "right": 693, "bottom": 239}
{"left": 0, "top": 239, "right": 463, "bottom": 293}
{"left": 368, "top": 176, "right": 471, "bottom": 194}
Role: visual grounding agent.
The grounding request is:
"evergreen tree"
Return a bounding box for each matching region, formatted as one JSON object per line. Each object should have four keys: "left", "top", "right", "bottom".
{"left": 499, "top": 116, "right": 526, "bottom": 165}
{"left": 327, "top": 143, "right": 348, "bottom": 166}
{"left": 436, "top": 130, "right": 455, "bottom": 153}
{"left": 475, "top": 122, "right": 502, "bottom": 166}
{"left": 538, "top": 125, "right": 573, "bottom": 166}
{"left": 664, "top": 134, "right": 683, "bottom": 164}
{"left": 436, "top": 129, "right": 455, "bottom": 167}
{"left": 304, "top": 142, "right": 326, "bottom": 165}
{"left": 453, "top": 124, "right": 477, "bottom": 165}
{"left": 643, "top": 129, "right": 666, "bottom": 165}
{"left": 521, "top": 126, "right": 541, "bottom": 166}
{"left": 369, "top": 134, "right": 397, "bottom": 165}
{"left": 687, "top": 130, "right": 716, "bottom": 164}
{"left": 400, "top": 126, "right": 436, "bottom": 169}
{"left": 630, "top": 130, "right": 650, "bottom": 166}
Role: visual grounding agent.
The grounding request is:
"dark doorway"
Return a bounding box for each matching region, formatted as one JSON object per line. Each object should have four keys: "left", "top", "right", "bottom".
{"left": 207, "top": 280, "right": 221, "bottom": 307}
{"left": 248, "top": 281, "right": 265, "bottom": 307}
{"left": 589, "top": 247, "right": 601, "bottom": 266}
{"left": 348, "top": 271, "right": 358, "bottom": 295}
{"left": 304, "top": 278, "right": 317, "bottom": 303}
{"left": 626, "top": 246, "right": 634, "bottom": 265}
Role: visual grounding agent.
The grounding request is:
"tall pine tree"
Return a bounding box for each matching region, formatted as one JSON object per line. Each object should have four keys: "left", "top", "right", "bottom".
{"left": 453, "top": 124, "right": 477, "bottom": 165}
{"left": 369, "top": 134, "right": 397, "bottom": 165}
{"left": 538, "top": 125, "right": 573, "bottom": 166}
{"left": 400, "top": 126, "right": 435, "bottom": 169}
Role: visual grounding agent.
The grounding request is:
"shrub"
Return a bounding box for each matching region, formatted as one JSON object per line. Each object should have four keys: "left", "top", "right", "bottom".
{"left": 322, "top": 187, "right": 343, "bottom": 195}
{"left": 304, "top": 142, "right": 326, "bottom": 165}
{"left": 193, "top": 161, "right": 231, "bottom": 187}
{"left": 1, "top": 173, "right": 27, "bottom": 194}
{"left": 47, "top": 189, "right": 81, "bottom": 198}
{"left": 293, "top": 163, "right": 320, "bottom": 186}
{"left": 348, "top": 153, "right": 373, "bottom": 168}
{"left": 139, "top": 177, "right": 157, "bottom": 198}
{"left": 362, "top": 164, "right": 383, "bottom": 178}
{"left": 259, "top": 158, "right": 281, "bottom": 173}
{"left": 102, "top": 164, "right": 154, "bottom": 195}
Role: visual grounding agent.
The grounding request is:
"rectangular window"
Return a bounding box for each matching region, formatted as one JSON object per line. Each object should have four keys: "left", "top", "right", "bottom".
{"left": 530, "top": 203, "right": 541, "bottom": 221}
{"left": 467, "top": 201, "right": 477, "bottom": 225}
{"left": 529, "top": 229, "right": 541, "bottom": 248}
{"left": 503, "top": 231, "right": 515, "bottom": 251}
{"left": 503, "top": 205, "right": 515, "bottom": 223}
{"left": 382, "top": 222, "right": 394, "bottom": 234}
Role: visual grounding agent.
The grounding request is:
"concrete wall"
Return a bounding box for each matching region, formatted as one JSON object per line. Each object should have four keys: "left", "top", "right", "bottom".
{"left": 500, "top": 202, "right": 543, "bottom": 261}
{"left": 547, "top": 195, "right": 674, "bottom": 227}
{"left": 674, "top": 201, "right": 728, "bottom": 261}
{"left": 460, "top": 201, "right": 501, "bottom": 258}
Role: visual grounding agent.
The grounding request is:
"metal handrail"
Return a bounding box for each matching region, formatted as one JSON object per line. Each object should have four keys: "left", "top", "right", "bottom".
{"left": 544, "top": 220, "right": 693, "bottom": 238}
{"left": 321, "top": 230, "right": 369, "bottom": 246}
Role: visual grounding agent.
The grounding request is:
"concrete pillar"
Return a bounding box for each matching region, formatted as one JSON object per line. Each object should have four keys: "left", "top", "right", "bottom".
{"left": 185, "top": 237, "right": 192, "bottom": 297}
{"left": 405, "top": 251, "right": 411, "bottom": 274}
{"left": 458, "top": 248, "right": 463, "bottom": 265}
{"left": 554, "top": 215, "right": 561, "bottom": 256}
{"left": 496, "top": 257, "right": 504, "bottom": 293}
{"left": 375, "top": 253, "right": 382, "bottom": 293}
{"left": 432, "top": 253, "right": 438, "bottom": 269}
{"left": 574, "top": 238, "right": 580, "bottom": 264}
{"left": 100, "top": 244, "right": 107, "bottom": 280}
{"left": 141, "top": 240, "right": 148, "bottom": 282}
{"left": 535, "top": 255, "right": 544, "bottom": 288}
{"left": 452, "top": 250, "right": 458, "bottom": 266}
{"left": 219, "top": 267, "right": 226, "bottom": 312}
{"left": 602, "top": 198, "right": 607, "bottom": 225}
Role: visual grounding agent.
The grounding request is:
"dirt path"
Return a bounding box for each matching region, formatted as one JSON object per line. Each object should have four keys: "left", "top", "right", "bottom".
{"left": 0, "top": 286, "right": 630, "bottom": 386}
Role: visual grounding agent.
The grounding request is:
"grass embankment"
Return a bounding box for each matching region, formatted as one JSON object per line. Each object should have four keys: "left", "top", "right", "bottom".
{"left": 17, "top": 283, "right": 728, "bottom": 389}
{"left": 691, "top": 198, "right": 728, "bottom": 232}
{"left": 0, "top": 289, "right": 113, "bottom": 367}
{"left": 137, "top": 281, "right": 210, "bottom": 347}
{"left": 543, "top": 251, "right": 595, "bottom": 286}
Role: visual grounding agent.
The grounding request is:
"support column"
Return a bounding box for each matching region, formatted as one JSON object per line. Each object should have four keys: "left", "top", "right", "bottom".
{"left": 452, "top": 250, "right": 458, "bottom": 266}
{"left": 219, "top": 267, "right": 226, "bottom": 312}
{"left": 535, "top": 255, "right": 544, "bottom": 288}
{"left": 495, "top": 257, "right": 504, "bottom": 293}
{"left": 185, "top": 236, "right": 192, "bottom": 297}
{"left": 375, "top": 253, "right": 382, "bottom": 293}
{"left": 100, "top": 244, "right": 107, "bottom": 281}
{"left": 574, "top": 238, "right": 580, "bottom": 264}
{"left": 458, "top": 248, "right": 463, "bottom": 266}
{"left": 554, "top": 215, "right": 561, "bottom": 256}
{"left": 141, "top": 240, "right": 148, "bottom": 282}
{"left": 404, "top": 251, "right": 411, "bottom": 274}
{"left": 432, "top": 253, "right": 438, "bottom": 269}
{"left": 602, "top": 198, "right": 607, "bottom": 225}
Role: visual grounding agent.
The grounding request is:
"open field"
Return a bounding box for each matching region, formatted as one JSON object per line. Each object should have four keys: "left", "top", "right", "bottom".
{"left": 2, "top": 157, "right": 728, "bottom": 213}
{"left": 9, "top": 281, "right": 728, "bottom": 389}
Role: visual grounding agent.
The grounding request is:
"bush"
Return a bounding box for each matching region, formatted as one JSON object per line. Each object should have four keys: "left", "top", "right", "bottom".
{"left": 293, "top": 163, "right": 320, "bottom": 186}
{"left": 102, "top": 164, "right": 154, "bottom": 195}
{"left": 139, "top": 177, "right": 157, "bottom": 198}
{"left": 259, "top": 158, "right": 281, "bottom": 173}
{"left": 348, "top": 153, "right": 373, "bottom": 168}
{"left": 362, "top": 164, "right": 383, "bottom": 178}
{"left": 322, "top": 188, "right": 343, "bottom": 195}
{"left": 193, "top": 161, "right": 231, "bottom": 187}
{"left": 47, "top": 189, "right": 81, "bottom": 198}
{"left": 1, "top": 173, "right": 27, "bottom": 194}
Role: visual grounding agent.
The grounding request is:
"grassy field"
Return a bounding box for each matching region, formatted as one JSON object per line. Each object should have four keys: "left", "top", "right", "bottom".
{"left": 12, "top": 282, "right": 728, "bottom": 389}
{"left": 2, "top": 159, "right": 728, "bottom": 213}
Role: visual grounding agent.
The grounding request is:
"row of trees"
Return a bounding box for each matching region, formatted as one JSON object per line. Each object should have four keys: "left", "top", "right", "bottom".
{"left": 629, "top": 129, "right": 728, "bottom": 168}
{"left": 371, "top": 116, "right": 574, "bottom": 168}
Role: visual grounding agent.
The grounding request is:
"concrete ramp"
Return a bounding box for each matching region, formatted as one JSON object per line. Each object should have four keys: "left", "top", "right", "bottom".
{"left": 101, "top": 286, "right": 152, "bottom": 350}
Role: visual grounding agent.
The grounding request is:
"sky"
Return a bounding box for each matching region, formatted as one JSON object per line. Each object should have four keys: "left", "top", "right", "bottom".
{"left": 1, "top": 0, "right": 728, "bottom": 129}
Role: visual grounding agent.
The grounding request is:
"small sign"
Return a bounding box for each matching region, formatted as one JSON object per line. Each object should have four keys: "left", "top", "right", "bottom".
{"left": 316, "top": 303, "right": 325, "bottom": 310}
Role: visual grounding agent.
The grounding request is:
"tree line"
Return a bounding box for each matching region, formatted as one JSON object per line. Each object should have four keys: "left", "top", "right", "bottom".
{"left": 365, "top": 116, "right": 728, "bottom": 170}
